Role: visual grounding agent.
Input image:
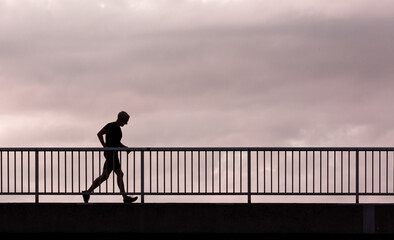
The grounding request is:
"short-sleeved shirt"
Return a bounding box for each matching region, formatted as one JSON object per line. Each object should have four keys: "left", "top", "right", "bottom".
{"left": 104, "top": 122, "right": 122, "bottom": 147}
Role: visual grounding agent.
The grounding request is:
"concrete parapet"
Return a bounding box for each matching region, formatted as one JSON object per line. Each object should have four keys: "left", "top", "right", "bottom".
{"left": 0, "top": 203, "right": 391, "bottom": 234}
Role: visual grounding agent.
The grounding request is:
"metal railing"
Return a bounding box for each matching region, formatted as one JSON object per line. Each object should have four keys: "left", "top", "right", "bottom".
{"left": 1, "top": 147, "right": 394, "bottom": 203}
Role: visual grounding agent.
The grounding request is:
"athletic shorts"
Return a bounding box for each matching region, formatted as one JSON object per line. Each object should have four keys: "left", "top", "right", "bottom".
{"left": 103, "top": 151, "right": 121, "bottom": 172}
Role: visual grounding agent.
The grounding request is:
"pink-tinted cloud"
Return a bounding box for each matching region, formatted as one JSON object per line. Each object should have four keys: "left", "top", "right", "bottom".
{"left": 1, "top": 0, "right": 394, "bottom": 147}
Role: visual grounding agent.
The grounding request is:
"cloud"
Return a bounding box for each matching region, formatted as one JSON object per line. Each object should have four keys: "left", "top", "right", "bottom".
{"left": 1, "top": 0, "right": 394, "bottom": 147}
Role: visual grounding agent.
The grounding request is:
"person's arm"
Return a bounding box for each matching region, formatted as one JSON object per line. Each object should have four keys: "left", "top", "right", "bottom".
{"left": 97, "top": 127, "right": 107, "bottom": 148}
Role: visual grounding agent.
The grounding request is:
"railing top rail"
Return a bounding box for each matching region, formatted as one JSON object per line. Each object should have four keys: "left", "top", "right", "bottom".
{"left": 1, "top": 147, "right": 394, "bottom": 152}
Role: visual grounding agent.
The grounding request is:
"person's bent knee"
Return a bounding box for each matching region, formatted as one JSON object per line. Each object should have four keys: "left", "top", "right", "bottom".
{"left": 115, "top": 169, "right": 124, "bottom": 178}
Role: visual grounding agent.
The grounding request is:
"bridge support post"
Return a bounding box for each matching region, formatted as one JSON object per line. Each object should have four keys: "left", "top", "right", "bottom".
{"left": 35, "top": 150, "right": 39, "bottom": 204}
{"left": 247, "top": 150, "right": 251, "bottom": 204}
{"left": 356, "top": 149, "right": 359, "bottom": 204}
{"left": 363, "top": 205, "right": 375, "bottom": 233}
{"left": 141, "top": 150, "right": 144, "bottom": 204}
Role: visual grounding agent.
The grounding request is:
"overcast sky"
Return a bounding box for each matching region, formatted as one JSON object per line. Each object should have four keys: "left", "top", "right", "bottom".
{"left": 1, "top": 0, "right": 394, "bottom": 148}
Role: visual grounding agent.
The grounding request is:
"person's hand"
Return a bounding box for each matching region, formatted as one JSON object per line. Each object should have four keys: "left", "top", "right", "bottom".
{"left": 103, "top": 143, "right": 108, "bottom": 155}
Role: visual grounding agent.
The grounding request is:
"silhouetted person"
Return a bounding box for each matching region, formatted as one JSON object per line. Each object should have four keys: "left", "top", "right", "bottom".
{"left": 82, "top": 111, "right": 138, "bottom": 203}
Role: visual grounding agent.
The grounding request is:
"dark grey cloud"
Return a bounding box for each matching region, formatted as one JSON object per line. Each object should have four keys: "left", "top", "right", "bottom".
{"left": 1, "top": 0, "right": 394, "bottom": 147}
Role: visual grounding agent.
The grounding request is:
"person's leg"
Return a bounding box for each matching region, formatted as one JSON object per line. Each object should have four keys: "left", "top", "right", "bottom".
{"left": 87, "top": 169, "right": 111, "bottom": 192}
{"left": 82, "top": 168, "right": 111, "bottom": 203}
{"left": 87, "top": 151, "right": 114, "bottom": 192}
{"left": 114, "top": 168, "right": 126, "bottom": 197}
{"left": 114, "top": 168, "right": 138, "bottom": 203}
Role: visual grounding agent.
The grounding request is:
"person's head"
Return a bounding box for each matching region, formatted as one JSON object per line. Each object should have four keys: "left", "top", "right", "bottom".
{"left": 116, "top": 111, "right": 130, "bottom": 127}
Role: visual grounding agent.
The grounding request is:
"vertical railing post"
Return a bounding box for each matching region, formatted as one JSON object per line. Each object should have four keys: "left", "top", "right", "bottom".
{"left": 35, "top": 150, "right": 39, "bottom": 204}
{"left": 141, "top": 150, "right": 145, "bottom": 203}
{"left": 356, "top": 149, "right": 359, "bottom": 204}
{"left": 247, "top": 149, "right": 251, "bottom": 204}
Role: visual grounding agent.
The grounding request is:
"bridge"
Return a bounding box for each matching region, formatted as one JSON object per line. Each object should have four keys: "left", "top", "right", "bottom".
{"left": 1, "top": 147, "right": 394, "bottom": 235}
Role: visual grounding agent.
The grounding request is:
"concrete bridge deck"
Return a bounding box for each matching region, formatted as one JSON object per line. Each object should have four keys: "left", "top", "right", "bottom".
{"left": 0, "top": 203, "right": 393, "bottom": 235}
